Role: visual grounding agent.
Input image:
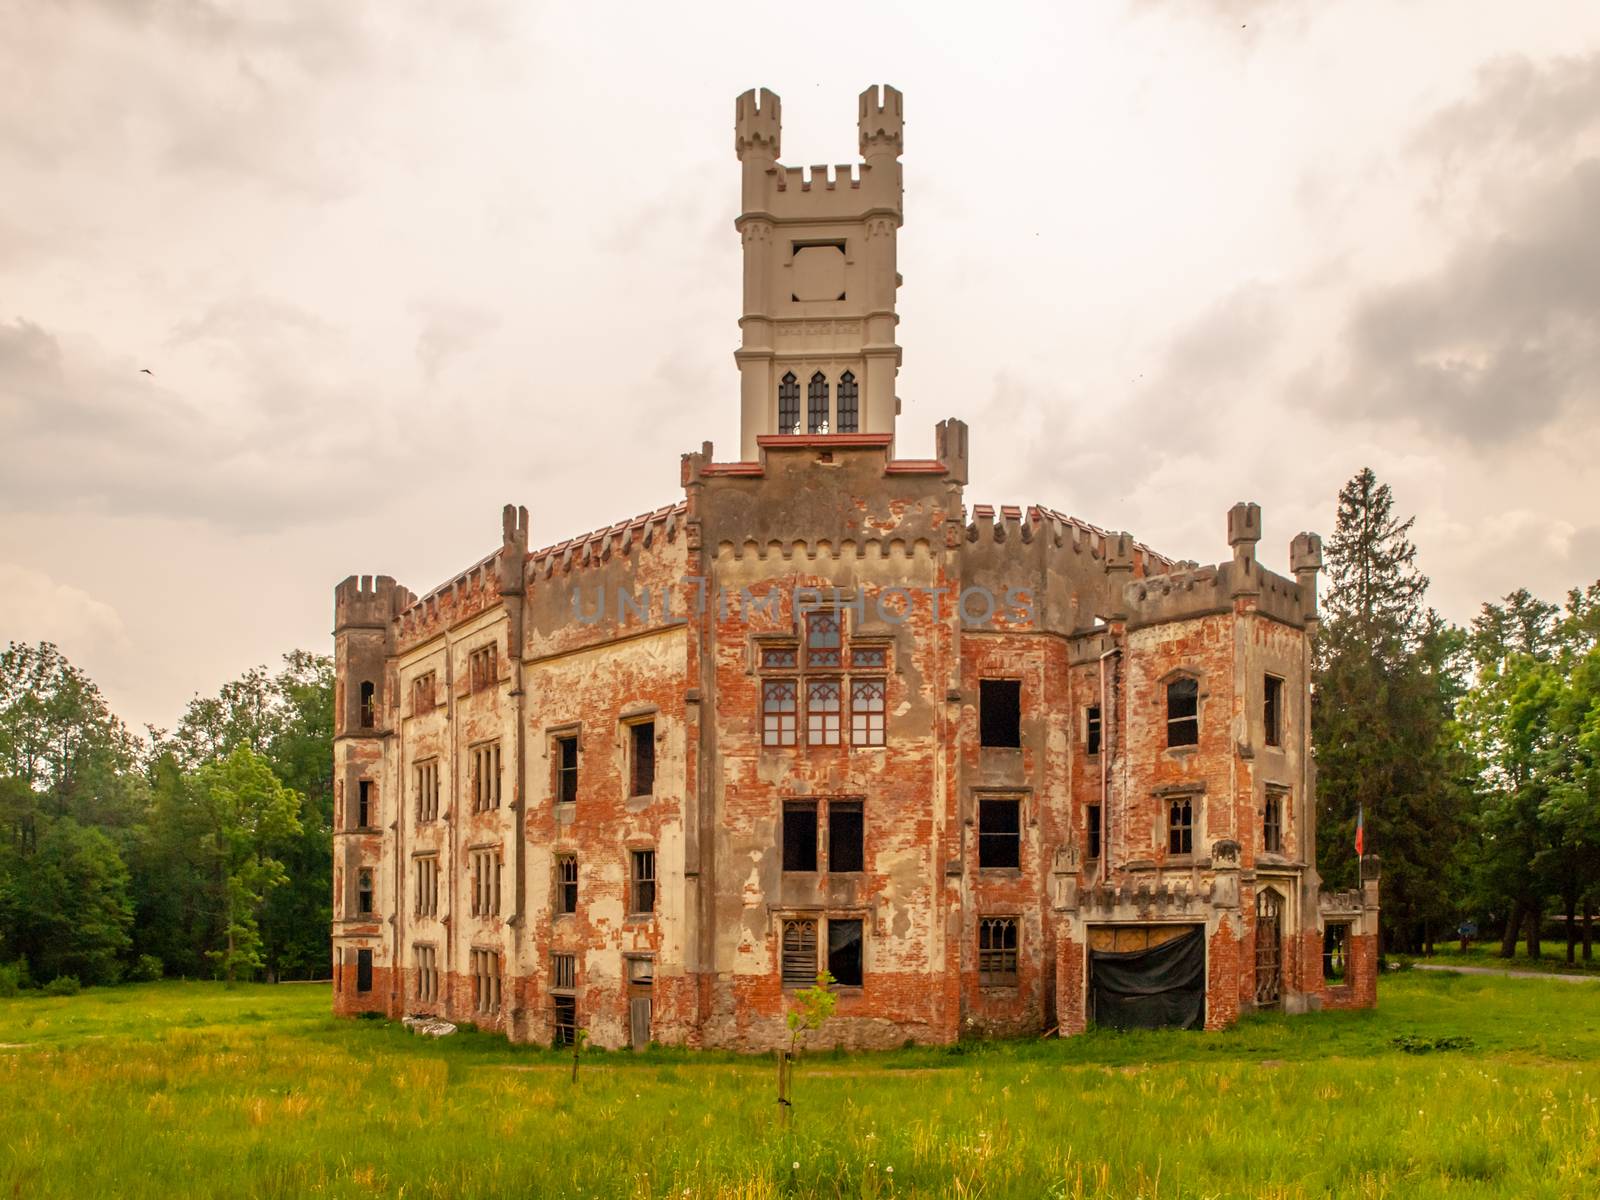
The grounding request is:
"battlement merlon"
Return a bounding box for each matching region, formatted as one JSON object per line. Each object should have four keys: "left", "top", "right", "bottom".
{"left": 735, "top": 87, "right": 781, "bottom": 162}
{"left": 498, "top": 504, "right": 530, "bottom": 595}
{"left": 334, "top": 575, "right": 414, "bottom": 633}
{"left": 859, "top": 84, "right": 904, "bottom": 159}
{"left": 1290, "top": 531, "right": 1323, "bottom": 622}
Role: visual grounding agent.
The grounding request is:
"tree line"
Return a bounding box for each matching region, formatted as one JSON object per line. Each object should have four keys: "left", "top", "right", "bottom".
{"left": 1, "top": 467, "right": 1596, "bottom": 988}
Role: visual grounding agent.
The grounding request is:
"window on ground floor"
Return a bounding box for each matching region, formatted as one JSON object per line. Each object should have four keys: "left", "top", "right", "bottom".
{"left": 978, "top": 917, "right": 1019, "bottom": 987}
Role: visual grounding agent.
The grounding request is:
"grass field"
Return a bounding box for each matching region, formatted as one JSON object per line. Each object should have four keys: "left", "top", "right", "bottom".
{"left": 1414, "top": 940, "right": 1600, "bottom": 976}
{"left": 3, "top": 972, "right": 1598, "bottom": 1199}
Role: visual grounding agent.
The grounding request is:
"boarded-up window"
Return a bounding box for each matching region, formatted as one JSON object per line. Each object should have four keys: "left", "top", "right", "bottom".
{"left": 1167, "top": 678, "right": 1199, "bottom": 747}
{"left": 554, "top": 734, "right": 578, "bottom": 803}
{"left": 828, "top": 918, "right": 864, "bottom": 987}
{"left": 630, "top": 721, "right": 655, "bottom": 796}
{"left": 829, "top": 801, "right": 864, "bottom": 873}
{"left": 551, "top": 952, "right": 576, "bottom": 991}
{"left": 978, "top": 798, "right": 1021, "bottom": 869}
{"left": 850, "top": 679, "right": 885, "bottom": 746}
{"left": 783, "top": 802, "right": 817, "bottom": 872}
{"left": 978, "top": 917, "right": 1018, "bottom": 986}
{"left": 980, "top": 680, "right": 1021, "bottom": 747}
{"left": 781, "top": 918, "right": 818, "bottom": 986}
{"left": 763, "top": 681, "right": 798, "bottom": 747}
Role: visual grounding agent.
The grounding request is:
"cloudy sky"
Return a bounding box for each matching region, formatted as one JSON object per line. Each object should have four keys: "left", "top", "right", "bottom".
{"left": 3, "top": 0, "right": 1598, "bottom": 733}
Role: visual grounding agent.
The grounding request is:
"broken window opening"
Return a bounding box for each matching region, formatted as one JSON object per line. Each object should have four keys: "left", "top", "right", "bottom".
{"left": 630, "top": 720, "right": 656, "bottom": 797}
{"left": 1167, "top": 678, "right": 1199, "bottom": 748}
{"left": 1323, "top": 922, "right": 1350, "bottom": 983}
{"left": 979, "top": 679, "right": 1022, "bottom": 748}
{"left": 556, "top": 854, "right": 578, "bottom": 915}
{"left": 978, "top": 797, "right": 1022, "bottom": 869}
{"left": 552, "top": 995, "right": 578, "bottom": 1046}
{"left": 978, "top": 917, "right": 1019, "bottom": 986}
{"left": 827, "top": 917, "right": 864, "bottom": 987}
{"left": 1087, "top": 804, "right": 1102, "bottom": 861}
{"left": 1263, "top": 788, "right": 1285, "bottom": 854}
{"left": 630, "top": 848, "right": 657, "bottom": 915}
{"left": 356, "top": 780, "right": 373, "bottom": 829}
{"left": 850, "top": 679, "right": 885, "bottom": 746}
{"left": 1264, "top": 674, "right": 1284, "bottom": 748}
{"left": 1168, "top": 796, "right": 1195, "bottom": 855}
{"left": 762, "top": 680, "right": 798, "bottom": 747}
{"left": 781, "top": 918, "right": 818, "bottom": 987}
{"left": 807, "top": 679, "right": 842, "bottom": 745}
{"left": 807, "top": 371, "right": 830, "bottom": 434}
{"left": 627, "top": 955, "right": 654, "bottom": 986}
{"left": 778, "top": 372, "right": 800, "bottom": 435}
{"left": 836, "top": 370, "right": 859, "bottom": 433}
{"left": 554, "top": 734, "right": 579, "bottom": 803}
{"left": 783, "top": 801, "right": 818, "bottom": 872}
{"left": 1085, "top": 705, "right": 1102, "bottom": 757}
{"left": 357, "top": 868, "right": 374, "bottom": 916}
{"left": 359, "top": 680, "right": 376, "bottom": 728}
{"left": 356, "top": 948, "right": 373, "bottom": 993}
{"left": 829, "top": 800, "right": 865, "bottom": 873}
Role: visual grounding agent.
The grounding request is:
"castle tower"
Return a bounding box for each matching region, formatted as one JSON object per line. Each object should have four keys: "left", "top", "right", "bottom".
{"left": 733, "top": 85, "right": 905, "bottom": 460}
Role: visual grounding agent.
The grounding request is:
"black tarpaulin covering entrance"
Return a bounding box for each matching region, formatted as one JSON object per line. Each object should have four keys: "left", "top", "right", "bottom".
{"left": 1090, "top": 927, "right": 1206, "bottom": 1030}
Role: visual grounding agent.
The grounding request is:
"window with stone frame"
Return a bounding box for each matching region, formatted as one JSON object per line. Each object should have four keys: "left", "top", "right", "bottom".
{"left": 780, "top": 918, "right": 818, "bottom": 986}
{"left": 1168, "top": 795, "right": 1195, "bottom": 855}
{"left": 782, "top": 801, "right": 818, "bottom": 872}
{"left": 413, "top": 854, "right": 439, "bottom": 917}
{"left": 355, "top": 779, "right": 374, "bottom": 829}
{"left": 807, "top": 370, "right": 830, "bottom": 433}
{"left": 978, "top": 916, "right": 1019, "bottom": 986}
{"left": 980, "top": 679, "right": 1022, "bottom": 748}
{"left": 470, "top": 847, "right": 501, "bottom": 917}
{"left": 629, "top": 719, "right": 656, "bottom": 796}
{"left": 805, "top": 610, "right": 842, "bottom": 668}
{"left": 1167, "top": 677, "right": 1200, "bottom": 747}
{"left": 415, "top": 758, "right": 440, "bottom": 822}
{"left": 471, "top": 741, "right": 501, "bottom": 812}
{"left": 556, "top": 854, "right": 578, "bottom": 915}
{"left": 414, "top": 943, "right": 439, "bottom": 1003}
{"left": 761, "top": 644, "right": 798, "bottom": 670}
{"left": 778, "top": 371, "right": 801, "bottom": 434}
{"left": 850, "top": 679, "right": 885, "bottom": 746}
{"left": 978, "top": 797, "right": 1022, "bottom": 869}
{"left": 807, "top": 679, "right": 842, "bottom": 745}
{"left": 553, "top": 733, "right": 579, "bottom": 803}
{"left": 1263, "top": 673, "right": 1285, "bottom": 748}
{"left": 1263, "top": 787, "right": 1286, "bottom": 854}
{"left": 836, "top": 370, "right": 859, "bottom": 433}
{"left": 471, "top": 947, "right": 501, "bottom": 1015}
{"left": 629, "top": 848, "right": 656, "bottom": 915}
{"left": 829, "top": 800, "right": 864, "bottom": 872}
{"left": 357, "top": 868, "right": 374, "bottom": 915}
{"left": 359, "top": 680, "right": 376, "bottom": 728}
{"left": 762, "top": 680, "right": 798, "bottom": 747}
{"left": 413, "top": 671, "right": 436, "bottom": 714}
{"left": 1085, "top": 705, "right": 1102, "bottom": 757}
{"left": 827, "top": 917, "right": 864, "bottom": 987}
{"left": 468, "top": 643, "right": 497, "bottom": 693}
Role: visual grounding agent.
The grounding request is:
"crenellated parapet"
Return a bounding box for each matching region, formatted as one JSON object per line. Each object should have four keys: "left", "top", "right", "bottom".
{"left": 334, "top": 575, "right": 413, "bottom": 633}
{"left": 524, "top": 503, "right": 685, "bottom": 582}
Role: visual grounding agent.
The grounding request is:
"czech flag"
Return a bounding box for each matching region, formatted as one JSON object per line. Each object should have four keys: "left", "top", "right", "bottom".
{"left": 1354, "top": 804, "right": 1365, "bottom": 858}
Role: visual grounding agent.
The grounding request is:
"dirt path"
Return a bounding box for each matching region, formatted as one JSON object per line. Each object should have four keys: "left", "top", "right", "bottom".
{"left": 1413, "top": 963, "right": 1600, "bottom": 983}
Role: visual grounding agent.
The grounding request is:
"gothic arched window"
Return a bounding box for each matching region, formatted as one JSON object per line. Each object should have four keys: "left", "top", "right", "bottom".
{"left": 778, "top": 372, "right": 800, "bottom": 434}
{"left": 836, "top": 370, "right": 859, "bottom": 433}
{"left": 807, "top": 371, "right": 830, "bottom": 434}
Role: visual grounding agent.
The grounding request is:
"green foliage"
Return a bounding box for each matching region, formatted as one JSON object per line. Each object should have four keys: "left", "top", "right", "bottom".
{"left": 0, "top": 959, "right": 22, "bottom": 997}
{"left": 41, "top": 974, "right": 81, "bottom": 996}
{"left": 1390, "top": 1033, "right": 1476, "bottom": 1054}
{"left": 785, "top": 970, "right": 838, "bottom": 1048}
{"left": 128, "top": 953, "right": 164, "bottom": 982}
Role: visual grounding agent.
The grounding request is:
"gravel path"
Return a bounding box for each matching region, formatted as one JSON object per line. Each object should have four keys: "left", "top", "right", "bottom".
{"left": 1412, "top": 962, "right": 1600, "bottom": 983}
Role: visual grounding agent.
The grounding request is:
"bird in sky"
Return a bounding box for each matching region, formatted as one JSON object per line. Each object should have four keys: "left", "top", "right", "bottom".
{"left": 140, "top": 368, "right": 152, "bottom": 375}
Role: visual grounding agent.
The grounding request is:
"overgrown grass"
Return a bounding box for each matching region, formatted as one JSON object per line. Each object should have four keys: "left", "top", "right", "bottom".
{"left": 3, "top": 975, "right": 1598, "bottom": 1198}
{"left": 1418, "top": 939, "right": 1600, "bottom": 976}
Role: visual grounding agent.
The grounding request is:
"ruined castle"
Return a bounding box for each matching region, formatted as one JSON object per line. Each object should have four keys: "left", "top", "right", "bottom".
{"left": 331, "top": 86, "right": 1378, "bottom": 1048}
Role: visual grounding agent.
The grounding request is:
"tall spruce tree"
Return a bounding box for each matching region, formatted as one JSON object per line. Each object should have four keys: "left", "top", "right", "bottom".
{"left": 1314, "top": 468, "right": 1464, "bottom": 953}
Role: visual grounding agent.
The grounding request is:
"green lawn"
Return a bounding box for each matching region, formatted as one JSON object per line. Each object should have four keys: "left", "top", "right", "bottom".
{"left": 2, "top": 973, "right": 1598, "bottom": 1199}
{"left": 1416, "top": 940, "right": 1600, "bottom": 976}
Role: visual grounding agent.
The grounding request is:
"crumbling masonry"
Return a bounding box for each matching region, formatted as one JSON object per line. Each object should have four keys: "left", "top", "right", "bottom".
{"left": 332, "top": 86, "right": 1379, "bottom": 1049}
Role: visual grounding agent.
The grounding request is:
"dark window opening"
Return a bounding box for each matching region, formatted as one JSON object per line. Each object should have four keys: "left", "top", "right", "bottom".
{"left": 978, "top": 917, "right": 1018, "bottom": 986}
{"left": 836, "top": 370, "right": 859, "bottom": 433}
{"left": 783, "top": 801, "right": 818, "bottom": 872}
{"left": 553, "top": 995, "right": 577, "bottom": 1046}
{"left": 805, "top": 610, "right": 842, "bottom": 668}
{"left": 807, "top": 371, "right": 830, "bottom": 434}
{"left": 359, "top": 680, "right": 376, "bottom": 728}
{"left": 557, "top": 855, "right": 578, "bottom": 914}
{"left": 978, "top": 798, "right": 1022, "bottom": 869}
{"left": 356, "top": 948, "right": 373, "bottom": 993}
{"left": 1323, "top": 923, "right": 1350, "bottom": 982}
{"left": 630, "top": 721, "right": 655, "bottom": 796}
{"left": 1087, "top": 804, "right": 1102, "bottom": 860}
{"left": 1086, "top": 705, "right": 1102, "bottom": 757}
{"left": 763, "top": 680, "right": 798, "bottom": 746}
{"left": 357, "top": 869, "right": 373, "bottom": 915}
{"left": 1264, "top": 674, "right": 1284, "bottom": 748}
{"left": 828, "top": 918, "right": 864, "bottom": 987}
{"left": 1169, "top": 796, "right": 1195, "bottom": 855}
{"left": 1264, "top": 789, "right": 1284, "bottom": 854}
{"left": 829, "top": 801, "right": 864, "bottom": 873}
{"left": 1167, "top": 678, "right": 1199, "bottom": 747}
{"left": 778, "top": 372, "right": 800, "bottom": 434}
{"left": 356, "top": 780, "right": 372, "bottom": 829}
{"left": 781, "top": 918, "right": 818, "bottom": 986}
{"left": 630, "top": 849, "right": 656, "bottom": 915}
{"left": 979, "top": 679, "right": 1022, "bottom": 748}
{"left": 554, "top": 735, "right": 578, "bottom": 803}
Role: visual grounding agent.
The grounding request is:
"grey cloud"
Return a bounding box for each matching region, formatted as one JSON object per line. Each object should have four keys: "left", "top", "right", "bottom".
{"left": 1412, "top": 53, "right": 1600, "bottom": 165}
{"left": 415, "top": 305, "right": 499, "bottom": 384}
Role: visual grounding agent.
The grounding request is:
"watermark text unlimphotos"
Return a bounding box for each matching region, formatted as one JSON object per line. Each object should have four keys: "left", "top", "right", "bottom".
{"left": 570, "top": 581, "right": 1033, "bottom": 627}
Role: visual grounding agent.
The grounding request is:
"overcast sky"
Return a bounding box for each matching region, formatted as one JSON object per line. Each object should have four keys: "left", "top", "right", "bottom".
{"left": 3, "top": 0, "right": 1598, "bottom": 733}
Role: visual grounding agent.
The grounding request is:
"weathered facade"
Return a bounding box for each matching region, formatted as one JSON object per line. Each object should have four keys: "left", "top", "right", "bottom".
{"left": 331, "top": 85, "right": 1378, "bottom": 1049}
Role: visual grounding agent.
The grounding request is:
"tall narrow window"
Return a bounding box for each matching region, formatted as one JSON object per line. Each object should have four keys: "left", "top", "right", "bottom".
{"left": 836, "top": 370, "right": 859, "bottom": 433}
{"left": 359, "top": 681, "right": 376, "bottom": 728}
{"left": 630, "top": 721, "right": 656, "bottom": 796}
{"left": 978, "top": 798, "right": 1022, "bottom": 868}
{"left": 1085, "top": 705, "right": 1102, "bottom": 757}
{"left": 829, "top": 800, "right": 864, "bottom": 873}
{"left": 781, "top": 918, "right": 817, "bottom": 986}
{"left": 1167, "top": 678, "right": 1199, "bottom": 747}
{"left": 850, "top": 679, "right": 885, "bottom": 746}
{"left": 414, "top": 944, "right": 438, "bottom": 1003}
{"left": 556, "top": 854, "right": 578, "bottom": 914}
{"left": 805, "top": 610, "right": 842, "bottom": 667}
{"left": 1169, "top": 796, "right": 1195, "bottom": 855}
{"left": 470, "top": 848, "right": 501, "bottom": 916}
{"left": 807, "top": 680, "right": 842, "bottom": 746}
{"left": 630, "top": 849, "right": 657, "bottom": 915}
{"left": 469, "top": 644, "right": 497, "bottom": 693}
{"left": 413, "top": 672, "right": 436, "bottom": 714}
{"left": 980, "top": 679, "right": 1022, "bottom": 748}
{"left": 356, "top": 948, "right": 373, "bottom": 993}
{"left": 783, "top": 801, "right": 818, "bottom": 872}
{"left": 807, "top": 371, "right": 829, "bottom": 433}
{"left": 778, "top": 371, "right": 800, "bottom": 434}
{"left": 357, "top": 868, "right": 374, "bottom": 915}
{"left": 554, "top": 734, "right": 578, "bottom": 803}
{"left": 472, "top": 948, "right": 501, "bottom": 1014}
{"left": 1087, "top": 805, "right": 1102, "bottom": 860}
{"left": 978, "top": 917, "right": 1019, "bottom": 986}
{"left": 827, "top": 918, "right": 864, "bottom": 987}
{"left": 1263, "top": 674, "right": 1284, "bottom": 748}
{"left": 414, "top": 855, "right": 438, "bottom": 917}
{"left": 415, "top": 759, "right": 439, "bottom": 822}
{"left": 356, "top": 780, "right": 372, "bottom": 828}
{"left": 1263, "top": 788, "right": 1285, "bottom": 854}
{"left": 763, "top": 680, "right": 798, "bottom": 747}
{"left": 472, "top": 742, "right": 502, "bottom": 812}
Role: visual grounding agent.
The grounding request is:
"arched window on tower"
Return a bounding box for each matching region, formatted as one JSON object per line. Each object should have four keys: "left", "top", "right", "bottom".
{"left": 808, "top": 371, "right": 830, "bottom": 434}
{"left": 778, "top": 372, "right": 800, "bottom": 434}
{"left": 836, "top": 370, "right": 859, "bottom": 433}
